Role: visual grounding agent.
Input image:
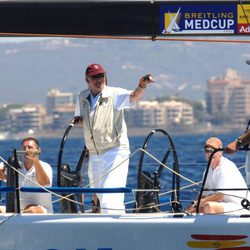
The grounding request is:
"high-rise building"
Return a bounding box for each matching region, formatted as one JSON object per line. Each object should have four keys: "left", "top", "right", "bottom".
{"left": 206, "top": 68, "right": 250, "bottom": 126}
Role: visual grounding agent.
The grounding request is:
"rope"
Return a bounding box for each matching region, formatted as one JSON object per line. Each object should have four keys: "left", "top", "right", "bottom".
{"left": 1, "top": 33, "right": 250, "bottom": 43}
{"left": 83, "top": 148, "right": 141, "bottom": 188}
{"left": 139, "top": 148, "right": 199, "bottom": 186}
{"left": 0, "top": 149, "right": 179, "bottom": 212}
{"left": 1, "top": 147, "right": 249, "bottom": 213}
{"left": 0, "top": 155, "right": 81, "bottom": 209}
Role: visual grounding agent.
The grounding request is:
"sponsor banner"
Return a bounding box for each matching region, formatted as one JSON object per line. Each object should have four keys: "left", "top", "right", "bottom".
{"left": 238, "top": 4, "right": 250, "bottom": 34}
{"left": 160, "top": 4, "right": 249, "bottom": 35}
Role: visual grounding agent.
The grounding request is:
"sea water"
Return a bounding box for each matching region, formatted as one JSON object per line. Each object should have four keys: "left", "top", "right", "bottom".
{"left": 0, "top": 130, "right": 248, "bottom": 212}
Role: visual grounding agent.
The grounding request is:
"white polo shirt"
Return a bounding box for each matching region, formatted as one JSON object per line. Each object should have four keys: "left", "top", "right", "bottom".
{"left": 19, "top": 160, "right": 53, "bottom": 213}
{"left": 0, "top": 161, "right": 53, "bottom": 213}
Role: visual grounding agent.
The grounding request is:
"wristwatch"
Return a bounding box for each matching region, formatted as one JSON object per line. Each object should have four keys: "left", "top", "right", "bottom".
{"left": 236, "top": 139, "right": 243, "bottom": 149}
{"left": 191, "top": 201, "right": 197, "bottom": 208}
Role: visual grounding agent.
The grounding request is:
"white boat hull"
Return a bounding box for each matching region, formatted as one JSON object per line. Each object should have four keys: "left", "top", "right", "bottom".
{"left": 1, "top": 213, "right": 250, "bottom": 250}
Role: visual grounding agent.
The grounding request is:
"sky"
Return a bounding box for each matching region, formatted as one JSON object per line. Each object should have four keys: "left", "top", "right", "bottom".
{"left": 0, "top": 37, "right": 51, "bottom": 43}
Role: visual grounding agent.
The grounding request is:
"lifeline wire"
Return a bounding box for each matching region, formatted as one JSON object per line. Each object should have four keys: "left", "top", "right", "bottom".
{"left": 1, "top": 147, "right": 248, "bottom": 213}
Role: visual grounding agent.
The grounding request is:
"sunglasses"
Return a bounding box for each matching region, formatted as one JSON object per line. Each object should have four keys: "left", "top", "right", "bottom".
{"left": 204, "top": 147, "right": 215, "bottom": 153}
{"left": 89, "top": 73, "right": 105, "bottom": 80}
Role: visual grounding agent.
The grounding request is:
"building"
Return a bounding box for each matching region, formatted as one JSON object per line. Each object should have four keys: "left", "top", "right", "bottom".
{"left": 125, "top": 101, "right": 165, "bottom": 128}
{"left": 52, "top": 104, "right": 75, "bottom": 129}
{"left": 45, "top": 89, "right": 77, "bottom": 129}
{"left": 125, "top": 100, "right": 194, "bottom": 128}
{"left": 0, "top": 104, "right": 9, "bottom": 132}
{"left": 46, "top": 89, "right": 75, "bottom": 115}
{"left": 163, "top": 101, "right": 194, "bottom": 126}
{"left": 206, "top": 68, "right": 250, "bottom": 126}
{"left": 7, "top": 105, "right": 45, "bottom": 132}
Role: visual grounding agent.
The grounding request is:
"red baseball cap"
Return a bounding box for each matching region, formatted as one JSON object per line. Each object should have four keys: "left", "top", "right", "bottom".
{"left": 85, "top": 64, "right": 106, "bottom": 76}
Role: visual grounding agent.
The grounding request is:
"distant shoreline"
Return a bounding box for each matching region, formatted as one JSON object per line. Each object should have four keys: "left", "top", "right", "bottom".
{"left": 0, "top": 125, "right": 245, "bottom": 141}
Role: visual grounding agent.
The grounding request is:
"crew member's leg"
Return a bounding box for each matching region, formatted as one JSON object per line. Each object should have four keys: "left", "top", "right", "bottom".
{"left": 88, "top": 148, "right": 129, "bottom": 214}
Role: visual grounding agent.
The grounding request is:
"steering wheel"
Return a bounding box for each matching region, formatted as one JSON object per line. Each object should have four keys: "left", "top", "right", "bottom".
{"left": 135, "top": 129, "right": 181, "bottom": 213}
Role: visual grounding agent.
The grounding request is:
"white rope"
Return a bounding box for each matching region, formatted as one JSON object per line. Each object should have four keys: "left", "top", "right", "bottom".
{"left": 1, "top": 147, "right": 249, "bottom": 213}
{"left": 139, "top": 148, "right": 200, "bottom": 186}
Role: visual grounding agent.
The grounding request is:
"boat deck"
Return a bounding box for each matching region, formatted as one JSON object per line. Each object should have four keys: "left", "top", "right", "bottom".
{"left": 1, "top": 212, "right": 250, "bottom": 250}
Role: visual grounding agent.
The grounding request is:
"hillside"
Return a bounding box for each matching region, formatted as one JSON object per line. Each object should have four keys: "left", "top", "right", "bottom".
{"left": 0, "top": 37, "right": 250, "bottom": 105}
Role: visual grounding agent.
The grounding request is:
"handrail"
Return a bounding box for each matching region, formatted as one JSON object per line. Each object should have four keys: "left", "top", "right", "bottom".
{"left": 20, "top": 187, "right": 132, "bottom": 193}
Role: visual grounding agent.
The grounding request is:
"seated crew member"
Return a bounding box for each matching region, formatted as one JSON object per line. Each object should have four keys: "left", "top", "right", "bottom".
{"left": 0, "top": 137, "right": 53, "bottom": 213}
{"left": 187, "top": 137, "right": 249, "bottom": 214}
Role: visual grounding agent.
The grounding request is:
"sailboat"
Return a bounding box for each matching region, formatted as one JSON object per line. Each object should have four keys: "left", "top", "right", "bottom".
{"left": 1, "top": 1, "right": 250, "bottom": 249}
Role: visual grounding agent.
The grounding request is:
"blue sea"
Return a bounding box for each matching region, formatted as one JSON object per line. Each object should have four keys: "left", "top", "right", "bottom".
{"left": 0, "top": 130, "right": 248, "bottom": 213}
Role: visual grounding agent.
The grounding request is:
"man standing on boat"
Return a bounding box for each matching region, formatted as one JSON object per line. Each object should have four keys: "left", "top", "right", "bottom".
{"left": 0, "top": 137, "right": 53, "bottom": 213}
{"left": 187, "top": 137, "right": 249, "bottom": 214}
{"left": 74, "top": 63, "right": 154, "bottom": 214}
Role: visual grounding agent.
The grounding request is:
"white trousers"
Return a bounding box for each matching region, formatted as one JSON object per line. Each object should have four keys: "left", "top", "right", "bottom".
{"left": 88, "top": 147, "right": 130, "bottom": 214}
